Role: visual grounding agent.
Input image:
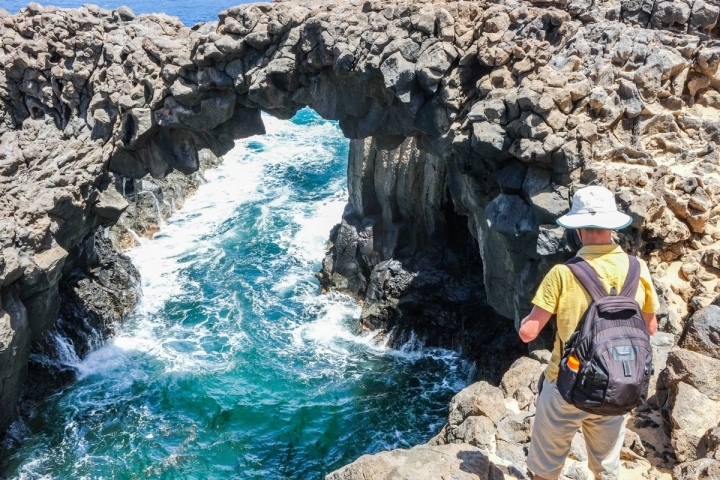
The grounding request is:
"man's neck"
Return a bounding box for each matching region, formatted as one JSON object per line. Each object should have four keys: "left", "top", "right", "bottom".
{"left": 582, "top": 240, "right": 614, "bottom": 246}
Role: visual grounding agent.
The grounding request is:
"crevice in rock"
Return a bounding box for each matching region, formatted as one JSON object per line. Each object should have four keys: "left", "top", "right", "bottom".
{"left": 3, "top": 1, "right": 720, "bottom": 473}
{"left": 318, "top": 135, "right": 526, "bottom": 384}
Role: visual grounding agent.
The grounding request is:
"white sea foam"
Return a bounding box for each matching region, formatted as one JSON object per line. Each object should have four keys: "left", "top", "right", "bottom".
{"left": 47, "top": 108, "right": 470, "bottom": 401}
{"left": 31, "top": 330, "right": 81, "bottom": 368}
{"left": 72, "top": 111, "right": 362, "bottom": 377}
{"left": 7, "top": 110, "right": 477, "bottom": 479}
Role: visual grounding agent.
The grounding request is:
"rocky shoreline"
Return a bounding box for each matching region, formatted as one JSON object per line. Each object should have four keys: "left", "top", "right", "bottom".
{"left": 328, "top": 351, "right": 675, "bottom": 480}
{"left": 0, "top": 147, "right": 222, "bottom": 456}
{"left": 328, "top": 303, "right": 720, "bottom": 480}
{"left": 2, "top": 0, "right": 720, "bottom": 477}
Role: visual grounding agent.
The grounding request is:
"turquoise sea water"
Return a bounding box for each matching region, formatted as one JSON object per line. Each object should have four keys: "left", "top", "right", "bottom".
{"left": 3, "top": 111, "right": 474, "bottom": 479}
{"left": 3, "top": 0, "right": 262, "bottom": 24}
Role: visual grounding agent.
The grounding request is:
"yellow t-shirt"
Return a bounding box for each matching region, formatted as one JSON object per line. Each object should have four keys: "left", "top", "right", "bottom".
{"left": 532, "top": 244, "right": 660, "bottom": 382}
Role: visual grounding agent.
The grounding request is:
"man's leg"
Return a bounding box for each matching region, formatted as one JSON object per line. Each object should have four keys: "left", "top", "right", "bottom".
{"left": 581, "top": 414, "right": 626, "bottom": 480}
{"left": 527, "top": 380, "right": 586, "bottom": 480}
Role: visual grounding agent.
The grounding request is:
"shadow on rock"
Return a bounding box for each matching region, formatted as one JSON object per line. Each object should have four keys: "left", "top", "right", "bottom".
{"left": 457, "top": 449, "right": 506, "bottom": 479}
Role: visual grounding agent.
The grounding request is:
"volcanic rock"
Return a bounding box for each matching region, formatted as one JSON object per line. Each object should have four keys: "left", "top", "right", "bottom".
{"left": 680, "top": 305, "right": 720, "bottom": 360}
{"left": 3, "top": 0, "right": 720, "bottom": 467}
{"left": 325, "top": 443, "right": 506, "bottom": 480}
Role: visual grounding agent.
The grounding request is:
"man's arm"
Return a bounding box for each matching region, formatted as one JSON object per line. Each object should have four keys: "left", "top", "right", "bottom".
{"left": 642, "top": 311, "right": 657, "bottom": 336}
{"left": 638, "top": 260, "right": 659, "bottom": 336}
{"left": 518, "top": 305, "right": 553, "bottom": 343}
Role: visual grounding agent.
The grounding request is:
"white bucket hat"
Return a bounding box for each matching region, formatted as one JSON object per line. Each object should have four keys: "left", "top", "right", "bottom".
{"left": 556, "top": 185, "right": 632, "bottom": 230}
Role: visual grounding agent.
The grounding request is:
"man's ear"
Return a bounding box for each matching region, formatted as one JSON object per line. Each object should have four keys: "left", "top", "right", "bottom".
{"left": 566, "top": 229, "right": 582, "bottom": 251}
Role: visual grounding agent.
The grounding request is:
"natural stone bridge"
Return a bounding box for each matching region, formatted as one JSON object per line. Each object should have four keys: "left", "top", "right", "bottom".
{"left": 3, "top": 0, "right": 720, "bottom": 468}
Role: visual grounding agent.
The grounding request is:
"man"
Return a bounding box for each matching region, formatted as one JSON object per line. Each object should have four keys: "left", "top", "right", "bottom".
{"left": 518, "top": 185, "right": 659, "bottom": 480}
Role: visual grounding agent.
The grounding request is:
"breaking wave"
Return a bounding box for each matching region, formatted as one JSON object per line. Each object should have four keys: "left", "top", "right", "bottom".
{"left": 4, "top": 110, "right": 474, "bottom": 479}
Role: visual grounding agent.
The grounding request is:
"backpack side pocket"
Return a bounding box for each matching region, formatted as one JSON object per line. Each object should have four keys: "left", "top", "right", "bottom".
{"left": 557, "top": 356, "right": 580, "bottom": 404}
{"left": 574, "top": 359, "right": 609, "bottom": 409}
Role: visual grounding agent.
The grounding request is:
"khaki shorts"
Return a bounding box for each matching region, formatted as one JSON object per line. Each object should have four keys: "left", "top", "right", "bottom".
{"left": 527, "top": 379, "right": 626, "bottom": 480}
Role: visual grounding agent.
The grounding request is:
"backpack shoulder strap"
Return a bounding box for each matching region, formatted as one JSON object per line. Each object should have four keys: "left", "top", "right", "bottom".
{"left": 565, "top": 257, "right": 607, "bottom": 302}
{"left": 619, "top": 255, "right": 641, "bottom": 300}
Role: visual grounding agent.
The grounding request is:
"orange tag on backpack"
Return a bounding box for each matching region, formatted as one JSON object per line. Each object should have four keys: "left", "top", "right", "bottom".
{"left": 567, "top": 355, "right": 581, "bottom": 371}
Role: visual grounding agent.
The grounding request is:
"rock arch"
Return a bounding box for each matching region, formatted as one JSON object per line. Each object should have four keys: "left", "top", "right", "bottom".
{"left": 3, "top": 0, "right": 720, "bottom": 435}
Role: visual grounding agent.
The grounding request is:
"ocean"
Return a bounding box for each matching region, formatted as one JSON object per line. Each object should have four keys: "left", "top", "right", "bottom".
{"left": 2, "top": 0, "right": 258, "bottom": 25}
{"left": 2, "top": 102, "right": 474, "bottom": 478}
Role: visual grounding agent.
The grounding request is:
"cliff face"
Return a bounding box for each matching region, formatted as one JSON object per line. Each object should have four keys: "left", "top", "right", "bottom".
{"left": 316, "top": 135, "right": 523, "bottom": 365}
{"left": 2, "top": 0, "right": 720, "bottom": 458}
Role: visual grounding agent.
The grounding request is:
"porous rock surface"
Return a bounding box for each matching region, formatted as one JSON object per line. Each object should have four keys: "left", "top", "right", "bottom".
{"left": 326, "top": 443, "right": 507, "bottom": 480}
{"left": 2, "top": 0, "right": 720, "bottom": 473}
{"left": 327, "top": 355, "right": 675, "bottom": 480}
{"left": 656, "top": 305, "right": 720, "bottom": 466}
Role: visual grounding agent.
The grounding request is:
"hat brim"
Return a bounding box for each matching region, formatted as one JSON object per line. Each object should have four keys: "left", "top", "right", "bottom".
{"left": 556, "top": 212, "right": 633, "bottom": 230}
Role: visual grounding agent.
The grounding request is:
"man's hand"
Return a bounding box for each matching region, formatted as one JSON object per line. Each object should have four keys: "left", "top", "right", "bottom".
{"left": 518, "top": 306, "right": 553, "bottom": 343}
{"left": 642, "top": 311, "right": 657, "bottom": 336}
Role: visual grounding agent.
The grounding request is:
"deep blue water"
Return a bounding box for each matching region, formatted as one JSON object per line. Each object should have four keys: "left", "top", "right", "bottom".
{"left": 3, "top": 111, "right": 473, "bottom": 479}
{"left": 2, "top": 0, "right": 264, "bottom": 25}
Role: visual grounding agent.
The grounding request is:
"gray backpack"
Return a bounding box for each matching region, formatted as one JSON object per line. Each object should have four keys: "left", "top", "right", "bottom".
{"left": 556, "top": 256, "right": 653, "bottom": 416}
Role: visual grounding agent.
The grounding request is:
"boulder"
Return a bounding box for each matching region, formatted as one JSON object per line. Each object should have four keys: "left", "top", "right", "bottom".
{"left": 0, "top": 248, "right": 23, "bottom": 287}
{"left": 500, "top": 356, "right": 545, "bottom": 398}
{"left": 528, "top": 186, "right": 569, "bottom": 224}
{"left": 121, "top": 108, "right": 156, "bottom": 149}
{"left": 681, "top": 305, "right": 720, "bottom": 360}
{"left": 560, "top": 464, "right": 590, "bottom": 480}
{"left": 536, "top": 225, "right": 570, "bottom": 257}
{"left": 380, "top": 52, "right": 416, "bottom": 103}
{"left": 115, "top": 6, "right": 135, "bottom": 21}
{"left": 447, "top": 381, "right": 507, "bottom": 427}
{"left": 659, "top": 348, "right": 720, "bottom": 401}
{"left": 92, "top": 187, "right": 129, "bottom": 223}
{"left": 495, "top": 440, "right": 526, "bottom": 466}
{"left": 447, "top": 415, "right": 497, "bottom": 451}
{"left": 698, "top": 427, "right": 720, "bottom": 460}
{"left": 325, "top": 443, "right": 505, "bottom": 480}
{"left": 485, "top": 194, "right": 539, "bottom": 237}
{"left": 496, "top": 412, "right": 533, "bottom": 444}
{"left": 658, "top": 348, "right": 720, "bottom": 462}
{"left": 495, "top": 160, "right": 528, "bottom": 195}
{"left": 672, "top": 458, "right": 720, "bottom": 480}
{"left": 176, "top": 92, "right": 236, "bottom": 130}
{"left": 415, "top": 43, "right": 454, "bottom": 94}
{"left": 472, "top": 122, "right": 511, "bottom": 164}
